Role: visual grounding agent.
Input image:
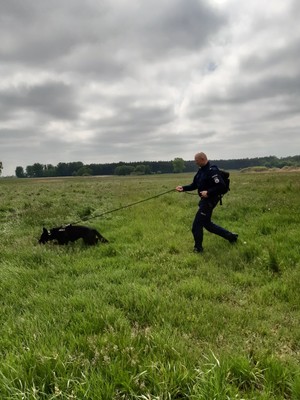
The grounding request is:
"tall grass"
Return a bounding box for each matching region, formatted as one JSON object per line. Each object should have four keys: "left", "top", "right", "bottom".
{"left": 0, "top": 172, "right": 299, "bottom": 399}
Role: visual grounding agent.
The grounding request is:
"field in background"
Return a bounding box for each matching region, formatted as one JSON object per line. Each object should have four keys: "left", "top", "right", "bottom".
{"left": 0, "top": 172, "right": 299, "bottom": 399}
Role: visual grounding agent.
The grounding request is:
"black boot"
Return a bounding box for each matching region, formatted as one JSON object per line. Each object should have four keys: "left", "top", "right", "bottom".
{"left": 228, "top": 233, "right": 238, "bottom": 243}
{"left": 193, "top": 246, "right": 204, "bottom": 253}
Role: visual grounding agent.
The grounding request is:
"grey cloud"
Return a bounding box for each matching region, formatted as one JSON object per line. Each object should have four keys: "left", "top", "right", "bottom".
{"left": 0, "top": 0, "right": 36, "bottom": 20}
{"left": 191, "top": 72, "right": 300, "bottom": 110}
{"left": 129, "top": 0, "right": 226, "bottom": 57}
{"left": 0, "top": 0, "right": 108, "bottom": 65}
{"left": 187, "top": 105, "right": 215, "bottom": 120}
{"left": 0, "top": 81, "right": 81, "bottom": 120}
{"left": 92, "top": 103, "right": 174, "bottom": 133}
{"left": 61, "top": 48, "right": 130, "bottom": 80}
{"left": 24, "top": 82, "right": 81, "bottom": 120}
{"left": 66, "top": 130, "right": 203, "bottom": 164}
{"left": 1, "top": 0, "right": 300, "bottom": 176}
{"left": 77, "top": 90, "right": 176, "bottom": 141}
{"left": 292, "top": 0, "right": 300, "bottom": 14}
{"left": 242, "top": 40, "right": 300, "bottom": 73}
{"left": 263, "top": 101, "right": 300, "bottom": 121}
{"left": 0, "top": 128, "right": 38, "bottom": 145}
{"left": 232, "top": 74, "right": 300, "bottom": 104}
{"left": 0, "top": 0, "right": 225, "bottom": 71}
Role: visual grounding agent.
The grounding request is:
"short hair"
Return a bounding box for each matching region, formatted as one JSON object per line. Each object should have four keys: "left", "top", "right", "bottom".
{"left": 194, "top": 152, "right": 207, "bottom": 161}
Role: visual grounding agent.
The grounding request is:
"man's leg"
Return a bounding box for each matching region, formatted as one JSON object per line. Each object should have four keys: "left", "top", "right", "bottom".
{"left": 203, "top": 199, "right": 238, "bottom": 242}
{"left": 192, "top": 208, "right": 205, "bottom": 251}
{"left": 204, "top": 220, "right": 236, "bottom": 240}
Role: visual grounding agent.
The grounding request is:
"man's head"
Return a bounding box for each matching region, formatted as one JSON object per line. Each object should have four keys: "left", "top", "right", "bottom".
{"left": 39, "top": 227, "right": 50, "bottom": 244}
{"left": 194, "top": 152, "right": 208, "bottom": 167}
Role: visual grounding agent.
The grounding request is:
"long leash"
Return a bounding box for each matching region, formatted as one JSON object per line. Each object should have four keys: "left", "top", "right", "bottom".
{"left": 70, "top": 188, "right": 175, "bottom": 225}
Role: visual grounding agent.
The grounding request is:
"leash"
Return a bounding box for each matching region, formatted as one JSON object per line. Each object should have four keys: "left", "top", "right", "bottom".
{"left": 70, "top": 188, "right": 175, "bottom": 225}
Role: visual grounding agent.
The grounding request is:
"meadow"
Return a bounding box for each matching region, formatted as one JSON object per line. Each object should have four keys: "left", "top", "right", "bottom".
{"left": 0, "top": 171, "right": 299, "bottom": 399}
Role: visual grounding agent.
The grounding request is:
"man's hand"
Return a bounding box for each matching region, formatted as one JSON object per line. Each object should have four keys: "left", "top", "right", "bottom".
{"left": 176, "top": 186, "right": 184, "bottom": 192}
{"left": 199, "top": 190, "right": 208, "bottom": 198}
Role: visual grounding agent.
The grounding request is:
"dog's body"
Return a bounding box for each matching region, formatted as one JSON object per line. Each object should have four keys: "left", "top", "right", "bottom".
{"left": 39, "top": 224, "right": 108, "bottom": 245}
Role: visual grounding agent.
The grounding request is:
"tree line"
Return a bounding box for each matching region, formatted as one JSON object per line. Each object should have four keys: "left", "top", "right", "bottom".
{"left": 11, "top": 155, "right": 300, "bottom": 178}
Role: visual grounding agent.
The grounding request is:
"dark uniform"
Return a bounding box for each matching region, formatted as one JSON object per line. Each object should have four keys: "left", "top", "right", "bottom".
{"left": 182, "top": 161, "right": 237, "bottom": 252}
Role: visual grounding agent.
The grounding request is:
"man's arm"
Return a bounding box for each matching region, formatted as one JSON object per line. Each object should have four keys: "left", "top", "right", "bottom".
{"left": 176, "top": 181, "right": 197, "bottom": 192}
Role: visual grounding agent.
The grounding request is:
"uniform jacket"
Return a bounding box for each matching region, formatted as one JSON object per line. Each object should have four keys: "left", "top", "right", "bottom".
{"left": 182, "top": 161, "right": 226, "bottom": 198}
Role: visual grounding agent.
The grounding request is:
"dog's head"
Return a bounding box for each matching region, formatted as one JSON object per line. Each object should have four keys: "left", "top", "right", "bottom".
{"left": 39, "top": 227, "right": 50, "bottom": 244}
{"left": 39, "top": 226, "right": 67, "bottom": 244}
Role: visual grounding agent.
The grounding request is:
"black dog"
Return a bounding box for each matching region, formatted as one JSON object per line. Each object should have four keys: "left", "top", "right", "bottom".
{"left": 39, "top": 224, "right": 108, "bottom": 245}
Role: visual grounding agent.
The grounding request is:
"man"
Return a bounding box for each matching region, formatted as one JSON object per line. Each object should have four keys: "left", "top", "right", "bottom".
{"left": 176, "top": 152, "right": 238, "bottom": 253}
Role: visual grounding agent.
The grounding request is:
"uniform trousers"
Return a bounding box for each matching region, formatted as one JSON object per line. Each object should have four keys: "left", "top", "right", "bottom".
{"left": 192, "top": 197, "right": 232, "bottom": 249}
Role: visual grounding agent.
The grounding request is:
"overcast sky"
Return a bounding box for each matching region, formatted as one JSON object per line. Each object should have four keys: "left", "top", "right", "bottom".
{"left": 1, "top": 0, "right": 300, "bottom": 175}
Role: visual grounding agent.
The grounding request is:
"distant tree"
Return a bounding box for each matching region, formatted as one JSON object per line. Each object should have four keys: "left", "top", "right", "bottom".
{"left": 89, "top": 163, "right": 109, "bottom": 175}
{"left": 26, "top": 165, "right": 34, "bottom": 178}
{"left": 15, "top": 166, "right": 25, "bottom": 178}
{"left": 25, "top": 163, "right": 44, "bottom": 177}
{"left": 0, "top": 161, "right": 2, "bottom": 176}
{"left": 32, "top": 163, "right": 44, "bottom": 177}
{"left": 43, "top": 164, "right": 56, "bottom": 177}
{"left": 76, "top": 166, "right": 93, "bottom": 176}
{"left": 134, "top": 164, "right": 146, "bottom": 175}
{"left": 172, "top": 157, "right": 185, "bottom": 173}
{"left": 69, "top": 161, "right": 84, "bottom": 175}
{"left": 56, "top": 161, "right": 84, "bottom": 176}
{"left": 151, "top": 161, "right": 173, "bottom": 173}
{"left": 114, "top": 165, "right": 135, "bottom": 176}
{"left": 133, "top": 164, "right": 151, "bottom": 175}
{"left": 56, "top": 162, "right": 69, "bottom": 176}
{"left": 16, "top": 154, "right": 300, "bottom": 180}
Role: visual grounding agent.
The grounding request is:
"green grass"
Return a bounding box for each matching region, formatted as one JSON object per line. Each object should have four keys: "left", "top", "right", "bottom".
{"left": 0, "top": 172, "right": 299, "bottom": 399}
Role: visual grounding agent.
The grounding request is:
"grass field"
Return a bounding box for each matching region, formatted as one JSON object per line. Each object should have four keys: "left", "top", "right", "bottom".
{"left": 0, "top": 172, "right": 299, "bottom": 399}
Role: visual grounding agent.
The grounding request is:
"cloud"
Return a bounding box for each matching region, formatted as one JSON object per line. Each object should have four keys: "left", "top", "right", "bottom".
{"left": 0, "top": 81, "right": 80, "bottom": 121}
{"left": 0, "top": 0, "right": 300, "bottom": 175}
